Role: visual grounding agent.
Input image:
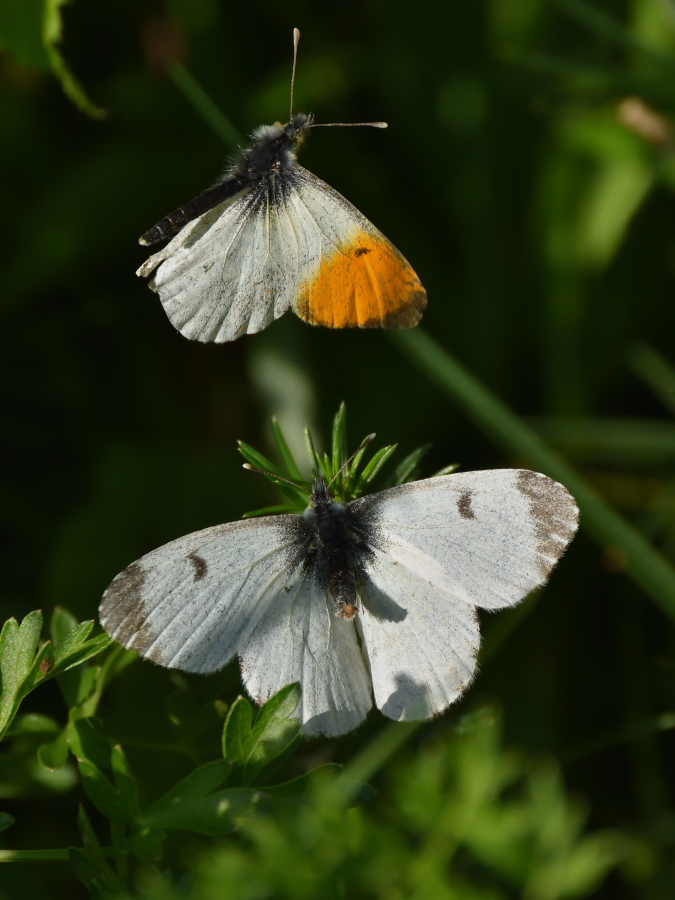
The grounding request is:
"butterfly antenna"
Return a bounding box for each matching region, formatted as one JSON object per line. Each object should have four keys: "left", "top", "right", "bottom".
{"left": 290, "top": 27, "right": 300, "bottom": 119}
{"left": 328, "top": 434, "right": 376, "bottom": 488}
{"left": 242, "top": 463, "right": 309, "bottom": 493}
{"left": 309, "top": 122, "right": 388, "bottom": 129}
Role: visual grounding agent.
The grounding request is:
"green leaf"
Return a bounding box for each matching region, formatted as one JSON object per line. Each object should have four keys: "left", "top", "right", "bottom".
{"left": 50, "top": 607, "right": 79, "bottom": 645}
{"left": 38, "top": 729, "right": 69, "bottom": 771}
{"left": 271, "top": 417, "right": 302, "bottom": 480}
{"left": 353, "top": 444, "right": 398, "bottom": 495}
{"left": 237, "top": 441, "right": 288, "bottom": 478}
{"left": 72, "top": 805, "right": 123, "bottom": 894}
{"left": 121, "top": 828, "right": 164, "bottom": 861}
{"left": 0, "top": 611, "right": 44, "bottom": 737}
{"left": 142, "top": 760, "right": 233, "bottom": 831}
{"left": 433, "top": 463, "right": 461, "bottom": 476}
{"left": 146, "top": 786, "right": 262, "bottom": 836}
{"left": 52, "top": 634, "right": 112, "bottom": 678}
{"left": 304, "top": 427, "right": 322, "bottom": 477}
{"left": 222, "top": 684, "right": 302, "bottom": 785}
{"left": 77, "top": 759, "right": 134, "bottom": 822}
{"left": 0, "top": 812, "right": 15, "bottom": 833}
{"left": 262, "top": 763, "right": 342, "bottom": 799}
{"left": 51, "top": 621, "right": 95, "bottom": 668}
{"left": 67, "top": 717, "right": 111, "bottom": 769}
{"left": 111, "top": 745, "right": 139, "bottom": 819}
{"left": 222, "top": 696, "right": 254, "bottom": 763}
{"left": 331, "top": 402, "right": 348, "bottom": 479}
{"left": 242, "top": 504, "right": 305, "bottom": 519}
{"left": 6, "top": 713, "right": 61, "bottom": 738}
{"left": 387, "top": 443, "right": 432, "bottom": 486}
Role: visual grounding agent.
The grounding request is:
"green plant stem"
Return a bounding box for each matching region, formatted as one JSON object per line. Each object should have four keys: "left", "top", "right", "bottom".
{"left": 389, "top": 328, "right": 675, "bottom": 622}
{"left": 0, "top": 848, "right": 114, "bottom": 862}
{"left": 628, "top": 343, "right": 675, "bottom": 416}
{"left": 168, "top": 63, "right": 243, "bottom": 148}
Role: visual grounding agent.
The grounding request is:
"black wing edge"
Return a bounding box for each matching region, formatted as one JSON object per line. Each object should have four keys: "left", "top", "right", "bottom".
{"left": 139, "top": 176, "right": 247, "bottom": 246}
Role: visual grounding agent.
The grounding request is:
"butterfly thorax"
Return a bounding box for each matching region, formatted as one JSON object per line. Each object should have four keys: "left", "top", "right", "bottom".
{"left": 302, "top": 478, "right": 361, "bottom": 620}
{"left": 234, "top": 113, "right": 312, "bottom": 186}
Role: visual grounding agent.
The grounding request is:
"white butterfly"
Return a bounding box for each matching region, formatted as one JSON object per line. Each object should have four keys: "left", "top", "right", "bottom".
{"left": 136, "top": 29, "right": 426, "bottom": 343}
{"left": 100, "top": 468, "right": 578, "bottom": 737}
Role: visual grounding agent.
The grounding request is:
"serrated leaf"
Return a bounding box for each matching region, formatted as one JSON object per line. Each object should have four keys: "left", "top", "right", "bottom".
{"left": 142, "top": 760, "right": 233, "bottom": 831}
{"left": 38, "top": 729, "right": 69, "bottom": 771}
{"left": 51, "top": 621, "right": 95, "bottom": 668}
{"left": 240, "top": 683, "right": 301, "bottom": 785}
{"left": 78, "top": 758, "right": 133, "bottom": 822}
{"left": 0, "top": 611, "right": 44, "bottom": 737}
{"left": 51, "top": 634, "right": 112, "bottom": 678}
{"left": 0, "top": 812, "right": 15, "bottom": 832}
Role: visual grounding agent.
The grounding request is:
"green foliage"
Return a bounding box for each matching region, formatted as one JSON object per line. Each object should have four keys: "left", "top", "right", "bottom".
{"left": 0, "top": 608, "right": 112, "bottom": 741}
{"left": 4, "top": 0, "right": 675, "bottom": 897}
{"left": 239, "top": 402, "right": 458, "bottom": 516}
{"left": 105, "top": 711, "right": 625, "bottom": 900}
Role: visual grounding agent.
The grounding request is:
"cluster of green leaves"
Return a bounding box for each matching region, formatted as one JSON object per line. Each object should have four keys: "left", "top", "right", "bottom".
{"left": 0, "top": 611, "right": 368, "bottom": 893}
{"left": 238, "top": 401, "right": 459, "bottom": 516}
{"left": 69, "top": 683, "right": 365, "bottom": 896}
{"left": 0, "top": 607, "right": 115, "bottom": 744}
{"left": 108, "top": 710, "right": 626, "bottom": 900}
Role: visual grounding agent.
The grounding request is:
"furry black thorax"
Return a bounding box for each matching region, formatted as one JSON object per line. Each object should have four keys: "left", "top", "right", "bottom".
{"left": 139, "top": 113, "right": 313, "bottom": 246}
{"left": 297, "top": 478, "right": 374, "bottom": 620}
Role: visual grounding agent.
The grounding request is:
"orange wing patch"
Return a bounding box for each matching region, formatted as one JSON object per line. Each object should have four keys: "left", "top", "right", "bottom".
{"left": 293, "top": 232, "right": 427, "bottom": 329}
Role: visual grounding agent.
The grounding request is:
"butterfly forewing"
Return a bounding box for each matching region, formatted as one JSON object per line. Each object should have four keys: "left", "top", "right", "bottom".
{"left": 352, "top": 469, "right": 579, "bottom": 612}
{"left": 100, "top": 516, "right": 305, "bottom": 673}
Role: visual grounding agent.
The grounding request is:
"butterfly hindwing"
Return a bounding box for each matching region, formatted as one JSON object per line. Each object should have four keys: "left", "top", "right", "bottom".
{"left": 240, "top": 569, "right": 372, "bottom": 737}
{"left": 350, "top": 469, "right": 578, "bottom": 721}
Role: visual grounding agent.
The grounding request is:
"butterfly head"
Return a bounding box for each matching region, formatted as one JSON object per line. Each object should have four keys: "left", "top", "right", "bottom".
{"left": 309, "top": 476, "right": 334, "bottom": 509}
{"left": 284, "top": 112, "right": 313, "bottom": 149}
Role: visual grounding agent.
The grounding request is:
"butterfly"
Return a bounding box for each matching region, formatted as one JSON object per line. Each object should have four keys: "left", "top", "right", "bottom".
{"left": 136, "top": 28, "right": 426, "bottom": 343}
{"left": 99, "top": 466, "right": 578, "bottom": 737}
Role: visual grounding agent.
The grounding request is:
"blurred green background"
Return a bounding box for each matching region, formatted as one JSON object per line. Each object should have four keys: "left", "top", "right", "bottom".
{"left": 2, "top": 0, "right": 675, "bottom": 897}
